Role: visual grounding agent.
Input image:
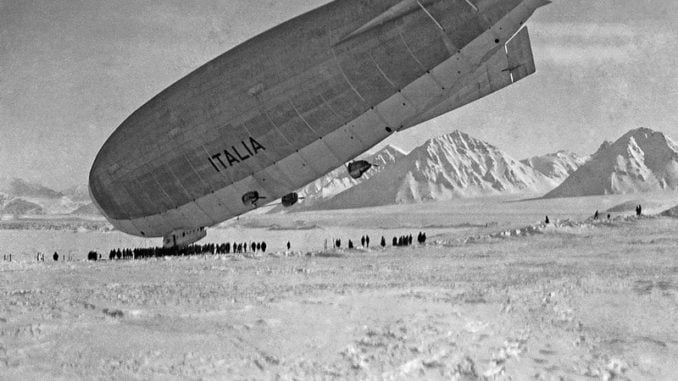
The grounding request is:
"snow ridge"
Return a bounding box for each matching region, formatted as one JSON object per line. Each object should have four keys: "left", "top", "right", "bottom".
{"left": 521, "top": 151, "right": 587, "bottom": 183}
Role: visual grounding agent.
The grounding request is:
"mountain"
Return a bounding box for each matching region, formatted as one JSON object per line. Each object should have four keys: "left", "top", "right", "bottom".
{"left": 0, "top": 177, "right": 63, "bottom": 199}
{"left": 1, "top": 199, "right": 44, "bottom": 215}
{"left": 312, "top": 131, "right": 553, "bottom": 210}
{"left": 545, "top": 128, "right": 678, "bottom": 198}
{"left": 62, "top": 184, "right": 91, "bottom": 202}
{"left": 293, "top": 145, "right": 407, "bottom": 207}
{"left": 521, "top": 151, "right": 587, "bottom": 183}
{"left": 0, "top": 178, "right": 92, "bottom": 216}
{"left": 70, "top": 202, "right": 101, "bottom": 216}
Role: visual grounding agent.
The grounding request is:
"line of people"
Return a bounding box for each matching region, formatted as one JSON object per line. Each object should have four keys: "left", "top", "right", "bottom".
{"left": 330, "top": 232, "right": 427, "bottom": 250}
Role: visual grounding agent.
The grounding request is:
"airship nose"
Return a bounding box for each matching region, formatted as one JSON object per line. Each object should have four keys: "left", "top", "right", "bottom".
{"left": 88, "top": 133, "right": 132, "bottom": 224}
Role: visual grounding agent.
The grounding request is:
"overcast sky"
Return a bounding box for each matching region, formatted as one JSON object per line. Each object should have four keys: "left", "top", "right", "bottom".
{"left": 1, "top": 0, "right": 677, "bottom": 189}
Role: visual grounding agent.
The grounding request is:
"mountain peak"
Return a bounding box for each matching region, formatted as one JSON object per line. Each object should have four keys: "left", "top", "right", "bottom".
{"left": 545, "top": 127, "right": 678, "bottom": 198}
{"left": 312, "top": 131, "right": 553, "bottom": 210}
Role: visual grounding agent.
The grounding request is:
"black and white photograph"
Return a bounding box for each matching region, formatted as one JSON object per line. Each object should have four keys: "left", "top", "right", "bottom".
{"left": 1, "top": 0, "right": 677, "bottom": 379}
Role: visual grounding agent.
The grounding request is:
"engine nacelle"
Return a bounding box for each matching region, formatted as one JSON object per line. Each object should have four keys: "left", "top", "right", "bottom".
{"left": 163, "top": 227, "right": 207, "bottom": 248}
{"left": 347, "top": 160, "right": 374, "bottom": 179}
{"left": 281, "top": 192, "right": 300, "bottom": 207}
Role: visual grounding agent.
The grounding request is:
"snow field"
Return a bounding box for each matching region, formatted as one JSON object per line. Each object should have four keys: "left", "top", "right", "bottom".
{"left": 0, "top": 194, "right": 677, "bottom": 379}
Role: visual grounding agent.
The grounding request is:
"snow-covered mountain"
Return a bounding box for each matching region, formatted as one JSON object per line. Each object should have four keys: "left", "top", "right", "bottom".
{"left": 0, "top": 177, "right": 63, "bottom": 199}
{"left": 545, "top": 127, "right": 678, "bottom": 198}
{"left": 0, "top": 178, "right": 92, "bottom": 216}
{"left": 62, "top": 184, "right": 91, "bottom": 202}
{"left": 293, "top": 144, "right": 406, "bottom": 207}
{"left": 521, "top": 151, "right": 587, "bottom": 183}
{"left": 1, "top": 199, "right": 44, "bottom": 215}
{"left": 312, "top": 131, "right": 554, "bottom": 210}
{"left": 70, "top": 202, "right": 101, "bottom": 216}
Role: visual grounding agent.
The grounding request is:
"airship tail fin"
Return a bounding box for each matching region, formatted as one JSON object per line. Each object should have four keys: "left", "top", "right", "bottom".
{"left": 505, "top": 26, "right": 536, "bottom": 83}
{"left": 402, "top": 27, "right": 537, "bottom": 129}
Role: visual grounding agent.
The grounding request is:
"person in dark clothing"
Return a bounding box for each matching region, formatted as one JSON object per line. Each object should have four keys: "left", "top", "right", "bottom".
{"left": 348, "top": 240, "right": 354, "bottom": 249}
{"left": 361, "top": 236, "right": 365, "bottom": 247}
{"left": 251, "top": 242, "right": 256, "bottom": 252}
{"left": 594, "top": 210, "right": 599, "bottom": 220}
{"left": 380, "top": 236, "right": 386, "bottom": 247}
{"left": 392, "top": 237, "right": 398, "bottom": 246}
{"left": 545, "top": 216, "right": 550, "bottom": 224}
{"left": 286, "top": 241, "right": 291, "bottom": 250}
{"left": 53, "top": 252, "right": 59, "bottom": 261}
{"left": 261, "top": 242, "right": 267, "bottom": 253}
{"left": 336, "top": 239, "right": 341, "bottom": 248}
{"left": 365, "top": 235, "right": 370, "bottom": 248}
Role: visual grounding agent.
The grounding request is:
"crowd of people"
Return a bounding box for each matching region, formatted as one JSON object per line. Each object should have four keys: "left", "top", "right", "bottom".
{"left": 100, "top": 241, "right": 270, "bottom": 261}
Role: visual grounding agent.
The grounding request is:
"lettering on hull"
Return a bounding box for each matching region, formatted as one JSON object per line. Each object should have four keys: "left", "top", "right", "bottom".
{"left": 208, "top": 137, "right": 266, "bottom": 172}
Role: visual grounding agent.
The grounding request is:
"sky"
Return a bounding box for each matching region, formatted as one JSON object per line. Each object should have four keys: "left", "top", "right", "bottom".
{"left": 1, "top": 0, "right": 677, "bottom": 189}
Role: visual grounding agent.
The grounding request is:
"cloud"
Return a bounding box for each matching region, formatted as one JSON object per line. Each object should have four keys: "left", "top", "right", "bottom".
{"left": 530, "top": 22, "right": 673, "bottom": 66}
{"left": 536, "top": 43, "right": 633, "bottom": 65}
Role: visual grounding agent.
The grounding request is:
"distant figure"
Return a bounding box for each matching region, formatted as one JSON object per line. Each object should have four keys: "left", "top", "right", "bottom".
{"left": 53, "top": 252, "right": 59, "bottom": 261}
{"left": 286, "top": 241, "right": 291, "bottom": 250}
{"left": 336, "top": 239, "right": 341, "bottom": 248}
{"left": 348, "top": 240, "right": 354, "bottom": 249}
{"left": 392, "top": 237, "right": 398, "bottom": 246}
{"left": 607, "top": 214, "right": 611, "bottom": 220}
{"left": 361, "top": 236, "right": 365, "bottom": 247}
{"left": 256, "top": 242, "right": 261, "bottom": 251}
{"left": 261, "top": 242, "right": 267, "bottom": 253}
{"left": 636, "top": 204, "right": 642, "bottom": 216}
{"left": 545, "top": 215, "right": 550, "bottom": 224}
{"left": 365, "top": 235, "right": 370, "bottom": 248}
{"left": 251, "top": 242, "right": 256, "bottom": 252}
{"left": 87, "top": 251, "right": 98, "bottom": 261}
{"left": 380, "top": 236, "right": 386, "bottom": 248}
{"left": 593, "top": 210, "right": 599, "bottom": 220}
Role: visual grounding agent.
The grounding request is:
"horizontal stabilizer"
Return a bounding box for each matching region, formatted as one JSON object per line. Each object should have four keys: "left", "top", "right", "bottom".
{"left": 505, "top": 27, "right": 536, "bottom": 82}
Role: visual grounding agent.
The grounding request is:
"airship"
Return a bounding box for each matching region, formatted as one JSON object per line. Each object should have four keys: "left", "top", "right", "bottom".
{"left": 90, "top": 0, "right": 550, "bottom": 247}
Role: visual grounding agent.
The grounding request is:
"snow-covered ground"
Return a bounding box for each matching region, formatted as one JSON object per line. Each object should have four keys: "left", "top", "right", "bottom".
{"left": 1, "top": 193, "right": 677, "bottom": 379}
